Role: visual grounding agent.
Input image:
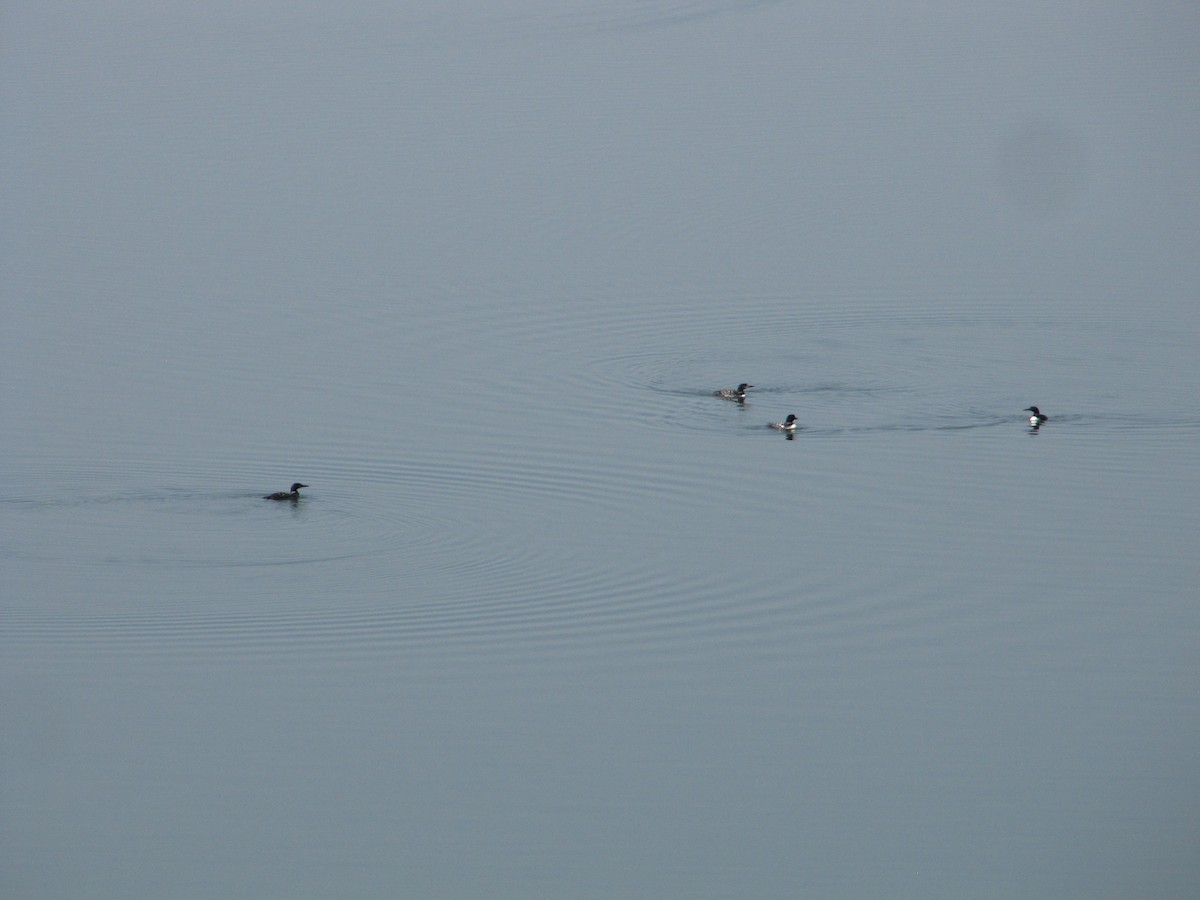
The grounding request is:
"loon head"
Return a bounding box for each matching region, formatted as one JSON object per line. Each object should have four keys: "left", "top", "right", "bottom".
{"left": 290, "top": 483, "right": 308, "bottom": 492}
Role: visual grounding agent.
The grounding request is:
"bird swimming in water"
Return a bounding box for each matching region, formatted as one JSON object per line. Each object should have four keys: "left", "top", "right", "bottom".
{"left": 264, "top": 482, "right": 307, "bottom": 500}
{"left": 770, "top": 414, "right": 799, "bottom": 432}
{"left": 715, "top": 383, "right": 753, "bottom": 401}
{"left": 1024, "top": 406, "right": 1048, "bottom": 427}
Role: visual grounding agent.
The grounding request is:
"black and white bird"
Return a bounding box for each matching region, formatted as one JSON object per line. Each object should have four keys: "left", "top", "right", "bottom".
{"left": 264, "top": 482, "right": 308, "bottom": 501}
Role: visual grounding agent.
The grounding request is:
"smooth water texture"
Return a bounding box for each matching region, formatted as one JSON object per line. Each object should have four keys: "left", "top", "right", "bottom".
{"left": 4, "top": 2, "right": 1199, "bottom": 897}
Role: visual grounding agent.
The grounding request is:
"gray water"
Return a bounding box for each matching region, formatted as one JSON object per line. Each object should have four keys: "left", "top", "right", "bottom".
{"left": 4, "top": 2, "right": 1199, "bottom": 897}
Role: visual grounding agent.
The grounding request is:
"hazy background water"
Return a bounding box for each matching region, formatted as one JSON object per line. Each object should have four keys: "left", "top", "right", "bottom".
{"left": 3, "top": 1, "right": 1199, "bottom": 897}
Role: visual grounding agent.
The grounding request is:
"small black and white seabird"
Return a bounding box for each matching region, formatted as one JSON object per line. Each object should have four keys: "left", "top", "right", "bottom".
{"left": 1024, "top": 406, "right": 1048, "bottom": 426}
{"left": 770, "top": 414, "right": 799, "bottom": 432}
{"left": 715, "top": 383, "right": 753, "bottom": 401}
{"left": 264, "top": 482, "right": 308, "bottom": 500}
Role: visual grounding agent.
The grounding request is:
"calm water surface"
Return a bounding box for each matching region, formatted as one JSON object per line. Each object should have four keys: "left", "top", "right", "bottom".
{"left": 4, "top": 1, "right": 1199, "bottom": 897}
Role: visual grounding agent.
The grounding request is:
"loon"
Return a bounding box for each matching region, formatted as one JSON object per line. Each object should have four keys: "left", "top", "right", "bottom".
{"left": 264, "top": 482, "right": 307, "bottom": 500}
{"left": 770, "top": 414, "right": 799, "bottom": 432}
{"left": 715, "top": 383, "right": 753, "bottom": 401}
{"left": 1025, "top": 406, "right": 1048, "bottom": 426}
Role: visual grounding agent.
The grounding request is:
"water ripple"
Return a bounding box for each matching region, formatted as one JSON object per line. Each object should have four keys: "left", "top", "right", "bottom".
{"left": 6, "top": 294, "right": 1196, "bottom": 666}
